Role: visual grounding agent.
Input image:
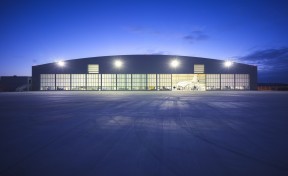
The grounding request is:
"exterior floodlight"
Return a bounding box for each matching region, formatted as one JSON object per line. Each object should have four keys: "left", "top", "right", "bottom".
{"left": 170, "top": 60, "right": 180, "bottom": 68}
{"left": 57, "top": 61, "right": 65, "bottom": 67}
{"left": 224, "top": 61, "right": 233, "bottom": 67}
{"left": 114, "top": 60, "right": 123, "bottom": 68}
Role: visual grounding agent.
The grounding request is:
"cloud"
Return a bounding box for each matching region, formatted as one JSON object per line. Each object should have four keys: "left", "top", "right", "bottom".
{"left": 238, "top": 47, "right": 288, "bottom": 83}
{"left": 183, "top": 30, "right": 209, "bottom": 44}
{"left": 239, "top": 47, "right": 288, "bottom": 71}
{"left": 124, "top": 26, "right": 210, "bottom": 46}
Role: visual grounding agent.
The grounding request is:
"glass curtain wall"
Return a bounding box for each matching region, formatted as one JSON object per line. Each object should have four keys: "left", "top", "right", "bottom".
{"left": 117, "top": 74, "right": 131, "bottom": 90}
{"left": 40, "top": 73, "right": 250, "bottom": 91}
{"left": 56, "top": 74, "right": 70, "bottom": 90}
{"left": 132, "top": 74, "right": 146, "bottom": 90}
{"left": 206, "top": 74, "right": 220, "bottom": 90}
{"left": 221, "top": 74, "right": 234, "bottom": 90}
{"left": 102, "top": 74, "right": 116, "bottom": 90}
{"left": 147, "top": 74, "right": 157, "bottom": 90}
{"left": 87, "top": 74, "right": 100, "bottom": 90}
{"left": 71, "top": 74, "right": 86, "bottom": 90}
{"left": 235, "top": 74, "right": 249, "bottom": 90}
{"left": 158, "top": 74, "right": 172, "bottom": 90}
{"left": 40, "top": 74, "right": 55, "bottom": 90}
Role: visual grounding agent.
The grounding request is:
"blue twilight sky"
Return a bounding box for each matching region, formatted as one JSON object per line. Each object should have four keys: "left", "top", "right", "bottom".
{"left": 1, "top": 0, "right": 288, "bottom": 83}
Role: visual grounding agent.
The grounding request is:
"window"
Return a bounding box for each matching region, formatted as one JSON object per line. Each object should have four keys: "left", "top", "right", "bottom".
{"left": 147, "top": 74, "right": 157, "bottom": 90}
{"left": 56, "top": 74, "right": 71, "bottom": 90}
{"left": 87, "top": 74, "right": 100, "bottom": 90}
{"left": 71, "top": 74, "right": 86, "bottom": 90}
{"left": 40, "top": 74, "right": 55, "bottom": 90}
{"left": 235, "top": 74, "right": 249, "bottom": 90}
{"left": 102, "top": 74, "right": 116, "bottom": 90}
{"left": 221, "top": 74, "right": 234, "bottom": 90}
{"left": 132, "top": 74, "right": 146, "bottom": 90}
{"left": 88, "top": 64, "right": 99, "bottom": 73}
{"left": 158, "top": 74, "right": 171, "bottom": 90}
{"left": 117, "top": 74, "right": 131, "bottom": 90}
{"left": 194, "top": 64, "right": 204, "bottom": 73}
{"left": 206, "top": 74, "right": 220, "bottom": 90}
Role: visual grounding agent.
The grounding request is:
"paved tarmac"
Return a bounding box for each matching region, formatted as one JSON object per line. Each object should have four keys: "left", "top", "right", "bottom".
{"left": 0, "top": 91, "right": 288, "bottom": 176}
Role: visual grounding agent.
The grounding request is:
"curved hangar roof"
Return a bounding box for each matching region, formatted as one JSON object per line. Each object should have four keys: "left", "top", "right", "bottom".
{"left": 33, "top": 55, "right": 257, "bottom": 74}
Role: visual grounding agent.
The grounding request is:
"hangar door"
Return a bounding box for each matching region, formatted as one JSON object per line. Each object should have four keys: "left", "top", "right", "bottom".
{"left": 172, "top": 74, "right": 205, "bottom": 91}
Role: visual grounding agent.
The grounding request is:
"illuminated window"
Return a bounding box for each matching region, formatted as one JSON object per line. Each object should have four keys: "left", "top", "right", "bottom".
{"left": 206, "top": 74, "right": 220, "bottom": 90}
{"left": 40, "top": 74, "right": 55, "bottom": 90}
{"left": 71, "top": 74, "right": 86, "bottom": 90}
{"left": 132, "top": 74, "right": 146, "bottom": 90}
{"left": 235, "top": 74, "right": 249, "bottom": 90}
{"left": 147, "top": 74, "right": 157, "bottom": 90}
{"left": 102, "top": 74, "right": 116, "bottom": 90}
{"left": 87, "top": 74, "right": 100, "bottom": 90}
{"left": 56, "top": 74, "right": 71, "bottom": 90}
{"left": 158, "top": 74, "right": 171, "bottom": 90}
{"left": 221, "top": 74, "right": 234, "bottom": 90}
{"left": 194, "top": 64, "right": 204, "bottom": 73}
{"left": 117, "top": 74, "right": 131, "bottom": 90}
{"left": 88, "top": 64, "right": 99, "bottom": 73}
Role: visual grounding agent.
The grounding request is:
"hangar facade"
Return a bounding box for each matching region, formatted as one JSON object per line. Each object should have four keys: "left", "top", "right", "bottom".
{"left": 32, "top": 55, "right": 257, "bottom": 91}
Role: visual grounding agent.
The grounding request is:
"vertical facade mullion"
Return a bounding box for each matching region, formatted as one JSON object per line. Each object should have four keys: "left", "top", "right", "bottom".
{"left": 156, "top": 74, "right": 158, "bottom": 91}
{"left": 146, "top": 74, "right": 148, "bottom": 91}
{"left": 170, "top": 74, "right": 172, "bottom": 91}
{"left": 100, "top": 74, "right": 102, "bottom": 91}
{"left": 54, "top": 74, "right": 56, "bottom": 91}
{"left": 220, "top": 74, "right": 222, "bottom": 90}
{"left": 85, "top": 74, "right": 87, "bottom": 90}
{"left": 126, "top": 74, "right": 127, "bottom": 90}
{"left": 234, "top": 74, "right": 236, "bottom": 90}
{"left": 69, "top": 74, "right": 71, "bottom": 91}
{"left": 205, "top": 74, "right": 207, "bottom": 91}
{"left": 116, "top": 74, "right": 118, "bottom": 90}
{"left": 130, "top": 74, "right": 132, "bottom": 91}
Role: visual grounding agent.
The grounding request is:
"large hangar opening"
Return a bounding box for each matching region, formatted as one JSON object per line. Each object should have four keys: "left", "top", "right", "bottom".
{"left": 172, "top": 74, "right": 206, "bottom": 91}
